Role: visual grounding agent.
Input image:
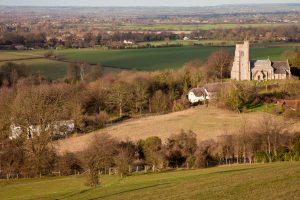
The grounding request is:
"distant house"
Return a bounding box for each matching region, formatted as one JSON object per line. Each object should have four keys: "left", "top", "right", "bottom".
{"left": 188, "top": 82, "right": 232, "bottom": 104}
{"left": 9, "top": 120, "right": 75, "bottom": 140}
{"left": 123, "top": 40, "right": 134, "bottom": 45}
{"left": 188, "top": 88, "right": 208, "bottom": 103}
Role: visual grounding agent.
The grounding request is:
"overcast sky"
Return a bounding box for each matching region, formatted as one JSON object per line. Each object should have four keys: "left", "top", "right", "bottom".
{"left": 0, "top": 0, "right": 299, "bottom": 7}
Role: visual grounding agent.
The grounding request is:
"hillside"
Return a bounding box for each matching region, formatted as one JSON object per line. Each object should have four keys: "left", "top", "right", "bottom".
{"left": 1, "top": 162, "right": 299, "bottom": 200}
{"left": 56, "top": 106, "right": 300, "bottom": 154}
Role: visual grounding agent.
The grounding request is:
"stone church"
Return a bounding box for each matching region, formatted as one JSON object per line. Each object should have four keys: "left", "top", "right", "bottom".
{"left": 231, "top": 41, "right": 291, "bottom": 81}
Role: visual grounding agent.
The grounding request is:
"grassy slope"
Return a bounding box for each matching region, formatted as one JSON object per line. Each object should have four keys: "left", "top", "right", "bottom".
{"left": 1, "top": 162, "right": 299, "bottom": 200}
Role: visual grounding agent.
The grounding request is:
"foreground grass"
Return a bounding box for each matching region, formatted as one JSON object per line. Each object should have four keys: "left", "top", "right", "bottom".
{"left": 1, "top": 162, "right": 299, "bottom": 200}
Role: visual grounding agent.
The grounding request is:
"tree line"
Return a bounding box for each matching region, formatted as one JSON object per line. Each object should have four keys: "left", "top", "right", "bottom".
{"left": 2, "top": 25, "right": 300, "bottom": 49}
{"left": 191, "top": 25, "right": 300, "bottom": 42}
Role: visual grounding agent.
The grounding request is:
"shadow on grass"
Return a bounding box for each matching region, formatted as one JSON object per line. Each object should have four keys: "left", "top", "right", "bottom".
{"left": 89, "top": 182, "right": 171, "bottom": 200}
{"left": 208, "top": 167, "right": 257, "bottom": 176}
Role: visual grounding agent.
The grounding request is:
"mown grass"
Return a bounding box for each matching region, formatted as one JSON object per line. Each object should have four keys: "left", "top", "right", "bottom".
{"left": 0, "top": 162, "right": 299, "bottom": 200}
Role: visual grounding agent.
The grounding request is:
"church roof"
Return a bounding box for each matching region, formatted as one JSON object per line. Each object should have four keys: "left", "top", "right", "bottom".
{"left": 250, "top": 60, "right": 290, "bottom": 75}
{"left": 272, "top": 61, "right": 290, "bottom": 74}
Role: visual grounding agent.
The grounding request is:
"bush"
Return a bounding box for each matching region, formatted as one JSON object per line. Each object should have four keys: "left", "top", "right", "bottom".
{"left": 57, "top": 153, "right": 83, "bottom": 176}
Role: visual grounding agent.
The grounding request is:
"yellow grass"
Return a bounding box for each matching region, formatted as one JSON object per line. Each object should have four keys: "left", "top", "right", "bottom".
{"left": 56, "top": 106, "right": 300, "bottom": 154}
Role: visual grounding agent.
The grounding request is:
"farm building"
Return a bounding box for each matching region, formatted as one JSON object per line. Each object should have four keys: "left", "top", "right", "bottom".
{"left": 9, "top": 120, "right": 75, "bottom": 140}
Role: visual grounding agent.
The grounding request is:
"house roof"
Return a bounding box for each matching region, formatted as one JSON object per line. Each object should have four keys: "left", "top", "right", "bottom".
{"left": 204, "top": 82, "right": 232, "bottom": 93}
{"left": 190, "top": 82, "right": 233, "bottom": 98}
{"left": 189, "top": 88, "right": 206, "bottom": 97}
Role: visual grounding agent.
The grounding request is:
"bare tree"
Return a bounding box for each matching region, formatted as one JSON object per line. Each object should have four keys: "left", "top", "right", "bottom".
{"left": 85, "top": 134, "right": 117, "bottom": 186}
{"left": 205, "top": 49, "right": 232, "bottom": 82}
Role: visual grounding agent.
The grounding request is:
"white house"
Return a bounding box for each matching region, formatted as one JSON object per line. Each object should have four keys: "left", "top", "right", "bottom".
{"left": 9, "top": 120, "right": 75, "bottom": 140}
{"left": 188, "top": 82, "right": 232, "bottom": 104}
{"left": 123, "top": 40, "right": 134, "bottom": 45}
{"left": 188, "top": 88, "right": 210, "bottom": 104}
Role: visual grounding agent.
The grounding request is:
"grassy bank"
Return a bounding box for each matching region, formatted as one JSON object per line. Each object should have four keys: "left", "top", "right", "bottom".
{"left": 1, "top": 162, "right": 299, "bottom": 200}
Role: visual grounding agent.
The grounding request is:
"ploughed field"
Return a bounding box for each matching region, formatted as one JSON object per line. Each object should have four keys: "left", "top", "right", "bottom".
{"left": 0, "top": 45, "right": 290, "bottom": 79}
{"left": 1, "top": 162, "right": 299, "bottom": 200}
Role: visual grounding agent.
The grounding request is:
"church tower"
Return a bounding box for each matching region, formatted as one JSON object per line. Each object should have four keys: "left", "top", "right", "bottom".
{"left": 231, "top": 41, "right": 251, "bottom": 80}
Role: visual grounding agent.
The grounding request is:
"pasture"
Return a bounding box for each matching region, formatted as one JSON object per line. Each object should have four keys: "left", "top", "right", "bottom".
{"left": 1, "top": 162, "right": 299, "bottom": 200}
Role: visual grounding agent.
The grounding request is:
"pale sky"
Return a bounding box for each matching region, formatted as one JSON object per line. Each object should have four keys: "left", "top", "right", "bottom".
{"left": 0, "top": 0, "right": 299, "bottom": 7}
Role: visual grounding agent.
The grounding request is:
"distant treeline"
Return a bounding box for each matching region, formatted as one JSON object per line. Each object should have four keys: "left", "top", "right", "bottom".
{"left": 1, "top": 25, "right": 300, "bottom": 49}
{"left": 190, "top": 25, "right": 300, "bottom": 42}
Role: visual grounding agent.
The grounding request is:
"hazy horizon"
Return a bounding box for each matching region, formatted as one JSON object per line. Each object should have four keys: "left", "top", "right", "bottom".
{"left": 0, "top": 0, "right": 299, "bottom": 7}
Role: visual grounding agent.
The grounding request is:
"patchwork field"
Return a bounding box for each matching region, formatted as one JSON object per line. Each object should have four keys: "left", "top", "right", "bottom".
{"left": 1, "top": 162, "right": 299, "bottom": 200}
{"left": 56, "top": 106, "right": 300, "bottom": 154}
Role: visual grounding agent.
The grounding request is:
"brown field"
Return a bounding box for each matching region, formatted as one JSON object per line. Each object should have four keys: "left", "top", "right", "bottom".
{"left": 56, "top": 106, "right": 300, "bottom": 154}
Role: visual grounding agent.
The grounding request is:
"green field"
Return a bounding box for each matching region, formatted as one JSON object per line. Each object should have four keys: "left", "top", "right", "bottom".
{"left": 0, "top": 162, "right": 299, "bottom": 200}
{"left": 0, "top": 58, "right": 69, "bottom": 80}
{"left": 56, "top": 46, "right": 289, "bottom": 71}
{"left": 0, "top": 51, "right": 43, "bottom": 62}
{"left": 0, "top": 46, "right": 292, "bottom": 79}
{"left": 138, "top": 39, "right": 235, "bottom": 46}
